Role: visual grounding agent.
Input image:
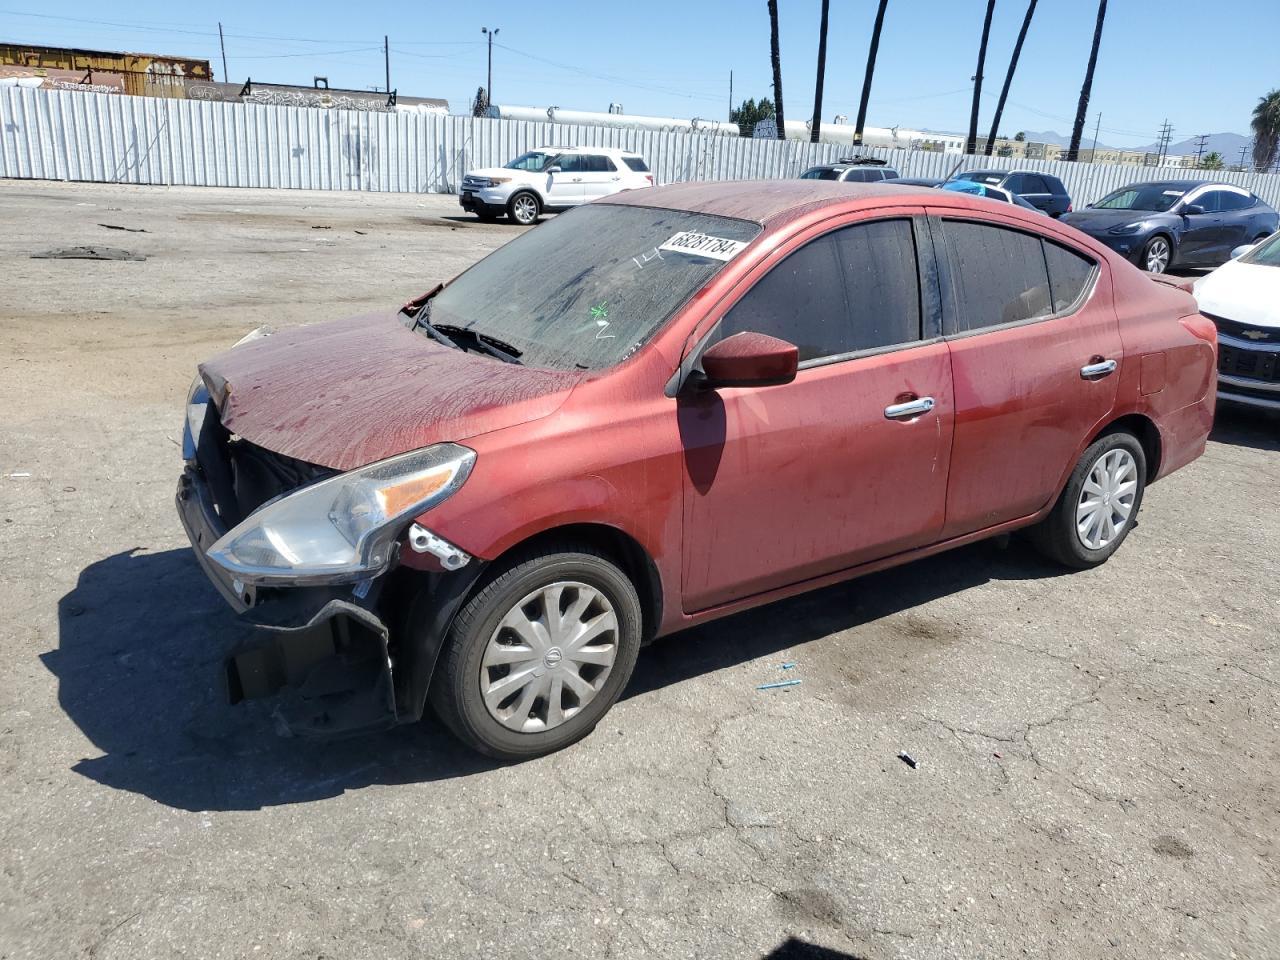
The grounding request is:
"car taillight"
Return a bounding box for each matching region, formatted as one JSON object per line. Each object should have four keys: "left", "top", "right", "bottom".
{"left": 645, "top": 175, "right": 654, "bottom": 186}
{"left": 1179, "top": 314, "right": 1217, "bottom": 344}
{"left": 1067, "top": 201, "right": 1073, "bottom": 212}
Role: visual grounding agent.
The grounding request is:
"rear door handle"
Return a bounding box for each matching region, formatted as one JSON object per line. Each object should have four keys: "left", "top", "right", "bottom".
{"left": 1080, "top": 359, "right": 1117, "bottom": 379}
{"left": 884, "top": 396, "right": 935, "bottom": 420}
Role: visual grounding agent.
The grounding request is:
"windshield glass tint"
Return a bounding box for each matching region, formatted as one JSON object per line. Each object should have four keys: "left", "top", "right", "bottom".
{"left": 505, "top": 152, "right": 552, "bottom": 171}
{"left": 429, "top": 204, "right": 762, "bottom": 370}
{"left": 1094, "top": 184, "right": 1186, "bottom": 212}
{"left": 1241, "top": 232, "right": 1280, "bottom": 267}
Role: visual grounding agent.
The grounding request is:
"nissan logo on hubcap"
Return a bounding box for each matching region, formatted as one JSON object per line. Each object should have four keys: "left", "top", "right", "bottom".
{"left": 544, "top": 647, "right": 563, "bottom": 668}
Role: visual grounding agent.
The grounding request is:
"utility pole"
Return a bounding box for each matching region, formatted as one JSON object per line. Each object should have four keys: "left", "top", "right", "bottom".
{"left": 384, "top": 36, "right": 390, "bottom": 95}
{"left": 1192, "top": 133, "right": 1208, "bottom": 166}
{"left": 729, "top": 70, "right": 733, "bottom": 121}
{"left": 1088, "top": 112, "right": 1101, "bottom": 161}
{"left": 481, "top": 26, "right": 499, "bottom": 105}
{"left": 1236, "top": 143, "right": 1250, "bottom": 172}
{"left": 217, "top": 22, "right": 228, "bottom": 82}
{"left": 1155, "top": 119, "right": 1173, "bottom": 163}
{"left": 966, "top": 0, "right": 996, "bottom": 156}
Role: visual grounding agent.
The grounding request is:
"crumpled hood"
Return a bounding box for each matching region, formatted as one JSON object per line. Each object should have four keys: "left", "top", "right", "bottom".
{"left": 199, "top": 312, "right": 582, "bottom": 471}
{"left": 1061, "top": 208, "right": 1169, "bottom": 234}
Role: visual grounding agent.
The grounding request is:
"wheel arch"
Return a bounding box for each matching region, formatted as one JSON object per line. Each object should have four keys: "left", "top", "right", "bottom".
{"left": 1087, "top": 413, "right": 1162, "bottom": 483}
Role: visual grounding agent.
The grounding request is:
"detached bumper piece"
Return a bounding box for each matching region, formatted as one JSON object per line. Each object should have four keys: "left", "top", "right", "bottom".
{"left": 227, "top": 600, "right": 397, "bottom": 738}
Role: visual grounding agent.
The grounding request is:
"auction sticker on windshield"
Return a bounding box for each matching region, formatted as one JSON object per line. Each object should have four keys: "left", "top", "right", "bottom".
{"left": 658, "top": 231, "right": 750, "bottom": 261}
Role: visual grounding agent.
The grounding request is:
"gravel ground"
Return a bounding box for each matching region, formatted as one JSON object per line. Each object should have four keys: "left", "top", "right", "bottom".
{"left": 1, "top": 179, "right": 1277, "bottom": 960}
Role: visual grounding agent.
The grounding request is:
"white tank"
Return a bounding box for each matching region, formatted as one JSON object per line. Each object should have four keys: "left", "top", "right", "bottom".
{"left": 491, "top": 104, "right": 741, "bottom": 138}
{"left": 770, "top": 118, "right": 964, "bottom": 154}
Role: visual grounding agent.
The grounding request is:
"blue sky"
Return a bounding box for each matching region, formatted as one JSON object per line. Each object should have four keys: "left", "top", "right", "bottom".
{"left": 5, "top": 1, "right": 1277, "bottom": 147}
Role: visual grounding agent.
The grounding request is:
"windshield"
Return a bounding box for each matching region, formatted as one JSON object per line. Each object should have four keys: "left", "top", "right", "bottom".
{"left": 1240, "top": 231, "right": 1280, "bottom": 267}
{"left": 1094, "top": 184, "right": 1187, "bottom": 212}
{"left": 505, "top": 151, "right": 554, "bottom": 172}
{"left": 428, "top": 204, "right": 762, "bottom": 370}
{"left": 953, "top": 172, "right": 1004, "bottom": 186}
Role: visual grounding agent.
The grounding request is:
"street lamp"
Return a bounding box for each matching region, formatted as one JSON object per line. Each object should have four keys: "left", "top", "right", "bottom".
{"left": 481, "top": 26, "right": 499, "bottom": 109}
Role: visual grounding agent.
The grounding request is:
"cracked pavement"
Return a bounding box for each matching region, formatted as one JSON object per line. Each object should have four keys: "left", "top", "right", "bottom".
{"left": 1, "top": 181, "right": 1278, "bottom": 959}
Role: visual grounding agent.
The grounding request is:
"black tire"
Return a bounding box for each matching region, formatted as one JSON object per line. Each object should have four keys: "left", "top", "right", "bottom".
{"left": 427, "top": 544, "right": 643, "bottom": 760}
{"left": 1030, "top": 430, "right": 1147, "bottom": 570}
{"left": 1140, "top": 234, "right": 1172, "bottom": 274}
{"left": 507, "top": 191, "right": 541, "bottom": 226}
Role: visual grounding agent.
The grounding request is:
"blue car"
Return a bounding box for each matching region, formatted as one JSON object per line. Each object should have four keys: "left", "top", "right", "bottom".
{"left": 1061, "top": 180, "right": 1278, "bottom": 274}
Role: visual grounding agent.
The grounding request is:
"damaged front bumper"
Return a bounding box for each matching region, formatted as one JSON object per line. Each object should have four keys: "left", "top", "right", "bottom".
{"left": 177, "top": 464, "right": 485, "bottom": 739}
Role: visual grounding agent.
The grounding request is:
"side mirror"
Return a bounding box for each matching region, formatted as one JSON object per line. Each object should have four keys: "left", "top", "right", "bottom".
{"left": 700, "top": 332, "right": 798, "bottom": 389}
{"left": 1230, "top": 243, "right": 1256, "bottom": 260}
{"left": 546, "top": 165, "right": 562, "bottom": 175}
{"left": 1182, "top": 203, "right": 1206, "bottom": 216}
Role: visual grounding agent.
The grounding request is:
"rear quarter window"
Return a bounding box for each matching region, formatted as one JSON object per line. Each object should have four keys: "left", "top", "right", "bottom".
{"left": 623, "top": 156, "right": 650, "bottom": 173}
{"left": 1042, "top": 242, "right": 1097, "bottom": 312}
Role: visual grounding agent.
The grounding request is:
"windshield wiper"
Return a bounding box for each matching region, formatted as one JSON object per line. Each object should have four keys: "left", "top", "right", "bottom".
{"left": 407, "top": 301, "right": 462, "bottom": 351}
{"left": 432, "top": 324, "right": 524, "bottom": 364}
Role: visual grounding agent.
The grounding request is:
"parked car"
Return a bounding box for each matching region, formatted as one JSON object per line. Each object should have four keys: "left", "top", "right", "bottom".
{"left": 893, "top": 176, "right": 944, "bottom": 188}
{"left": 178, "top": 180, "right": 1216, "bottom": 759}
{"left": 1192, "top": 230, "right": 1280, "bottom": 411}
{"left": 459, "top": 146, "right": 653, "bottom": 225}
{"left": 1062, "top": 181, "right": 1279, "bottom": 274}
{"left": 944, "top": 168, "right": 1072, "bottom": 217}
{"left": 799, "top": 157, "right": 900, "bottom": 182}
{"left": 942, "top": 179, "right": 1045, "bottom": 213}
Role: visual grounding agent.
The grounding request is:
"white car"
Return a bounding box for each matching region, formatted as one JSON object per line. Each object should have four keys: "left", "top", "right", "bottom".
{"left": 1194, "top": 231, "right": 1280, "bottom": 411}
{"left": 459, "top": 146, "right": 653, "bottom": 225}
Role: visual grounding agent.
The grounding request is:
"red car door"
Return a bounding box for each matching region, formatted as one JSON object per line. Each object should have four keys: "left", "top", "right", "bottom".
{"left": 678, "top": 212, "right": 955, "bottom": 612}
{"left": 930, "top": 213, "right": 1122, "bottom": 539}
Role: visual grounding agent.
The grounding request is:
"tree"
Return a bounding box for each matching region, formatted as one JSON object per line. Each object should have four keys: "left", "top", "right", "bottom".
{"left": 1251, "top": 89, "right": 1280, "bottom": 171}
{"left": 767, "top": 0, "right": 786, "bottom": 140}
{"left": 810, "top": 0, "right": 831, "bottom": 143}
{"left": 730, "top": 97, "right": 776, "bottom": 138}
{"left": 471, "top": 86, "right": 489, "bottom": 117}
{"left": 1199, "top": 151, "right": 1224, "bottom": 171}
{"left": 966, "top": 0, "right": 996, "bottom": 155}
{"left": 853, "top": 0, "right": 890, "bottom": 146}
{"left": 1014, "top": 131, "right": 1026, "bottom": 141}
{"left": 1066, "top": 0, "right": 1107, "bottom": 161}
{"left": 984, "top": 0, "right": 1037, "bottom": 156}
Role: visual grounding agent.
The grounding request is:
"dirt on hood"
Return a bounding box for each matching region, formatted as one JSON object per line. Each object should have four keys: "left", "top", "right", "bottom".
{"left": 199, "top": 312, "right": 583, "bottom": 471}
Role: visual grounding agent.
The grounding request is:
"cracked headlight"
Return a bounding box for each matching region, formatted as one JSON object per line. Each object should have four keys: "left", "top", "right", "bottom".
{"left": 207, "top": 443, "right": 476, "bottom": 585}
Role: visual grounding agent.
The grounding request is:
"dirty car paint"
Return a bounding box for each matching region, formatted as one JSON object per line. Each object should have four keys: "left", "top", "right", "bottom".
{"left": 199, "top": 312, "right": 583, "bottom": 471}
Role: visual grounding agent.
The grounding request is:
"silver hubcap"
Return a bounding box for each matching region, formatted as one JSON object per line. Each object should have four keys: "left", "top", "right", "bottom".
{"left": 1145, "top": 238, "right": 1169, "bottom": 273}
{"left": 1076, "top": 448, "right": 1139, "bottom": 550}
{"left": 513, "top": 196, "right": 536, "bottom": 223}
{"left": 480, "top": 581, "right": 618, "bottom": 733}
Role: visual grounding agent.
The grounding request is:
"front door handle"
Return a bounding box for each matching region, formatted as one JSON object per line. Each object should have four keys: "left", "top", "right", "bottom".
{"left": 884, "top": 396, "right": 935, "bottom": 420}
{"left": 1080, "top": 359, "right": 1118, "bottom": 379}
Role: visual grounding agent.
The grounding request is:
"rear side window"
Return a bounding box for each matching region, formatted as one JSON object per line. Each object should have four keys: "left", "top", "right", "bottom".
{"left": 717, "top": 219, "right": 921, "bottom": 362}
{"left": 1042, "top": 242, "right": 1097, "bottom": 312}
{"left": 1045, "top": 175, "right": 1067, "bottom": 195}
{"left": 800, "top": 167, "right": 841, "bottom": 180}
{"left": 941, "top": 221, "right": 1053, "bottom": 333}
{"left": 623, "top": 156, "right": 649, "bottom": 172}
{"left": 845, "top": 169, "right": 877, "bottom": 182}
{"left": 883, "top": 168, "right": 900, "bottom": 179}
{"left": 1216, "top": 191, "right": 1253, "bottom": 211}
{"left": 1022, "top": 174, "right": 1051, "bottom": 193}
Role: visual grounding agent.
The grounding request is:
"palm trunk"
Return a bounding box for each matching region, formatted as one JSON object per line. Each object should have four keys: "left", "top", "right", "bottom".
{"left": 966, "top": 0, "right": 997, "bottom": 155}
{"left": 810, "top": 0, "right": 831, "bottom": 143}
{"left": 985, "top": 0, "right": 1037, "bottom": 156}
{"left": 853, "top": 0, "right": 889, "bottom": 146}
{"left": 1067, "top": 0, "right": 1107, "bottom": 161}
{"left": 768, "top": 0, "right": 786, "bottom": 140}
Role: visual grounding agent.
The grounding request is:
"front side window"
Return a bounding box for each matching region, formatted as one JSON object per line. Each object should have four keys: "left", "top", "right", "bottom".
{"left": 941, "top": 220, "right": 1054, "bottom": 333}
{"left": 716, "top": 219, "right": 921, "bottom": 363}
{"left": 554, "top": 154, "right": 587, "bottom": 173}
{"left": 505, "top": 151, "right": 554, "bottom": 172}
{"left": 427, "top": 204, "right": 761, "bottom": 370}
{"left": 1191, "top": 190, "right": 1224, "bottom": 213}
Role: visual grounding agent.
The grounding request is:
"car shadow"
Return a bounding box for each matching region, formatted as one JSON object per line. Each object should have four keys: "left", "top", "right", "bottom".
{"left": 49, "top": 537, "right": 1064, "bottom": 811}
{"left": 764, "top": 939, "right": 866, "bottom": 960}
{"left": 1211, "top": 404, "right": 1280, "bottom": 452}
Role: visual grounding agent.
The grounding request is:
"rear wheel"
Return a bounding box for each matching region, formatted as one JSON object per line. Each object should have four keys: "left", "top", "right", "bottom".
{"left": 1030, "top": 431, "right": 1147, "bottom": 569}
{"left": 508, "top": 191, "right": 541, "bottom": 226}
{"left": 428, "top": 545, "right": 642, "bottom": 760}
{"left": 1141, "top": 235, "right": 1171, "bottom": 274}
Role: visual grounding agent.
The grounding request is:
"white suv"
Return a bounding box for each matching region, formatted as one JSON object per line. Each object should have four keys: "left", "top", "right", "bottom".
{"left": 459, "top": 146, "right": 654, "bottom": 225}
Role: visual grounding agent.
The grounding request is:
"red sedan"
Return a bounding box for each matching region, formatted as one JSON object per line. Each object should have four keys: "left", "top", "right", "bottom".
{"left": 177, "top": 180, "right": 1217, "bottom": 758}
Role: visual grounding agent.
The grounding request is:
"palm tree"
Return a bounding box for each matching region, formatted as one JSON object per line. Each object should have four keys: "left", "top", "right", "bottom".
{"left": 1066, "top": 0, "right": 1107, "bottom": 161}
{"left": 853, "top": 0, "right": 890, "bottom": 146}
{"left": 966, "top": 0, "right": 997, "bottom": 155}
{"left": 1250, "top": 89, "right": 1280, "bottom": 172}
{"left": 984, "top": 0, "right": 1037, "bottom": 156}
{"left": 768, "top": 0, "right": 786, "bottom": 140}
{"left": 810, "top": 0, "right": 831, "bottom": 143}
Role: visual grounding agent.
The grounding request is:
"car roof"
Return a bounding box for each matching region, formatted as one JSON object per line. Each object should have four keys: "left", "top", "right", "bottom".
{"left": 603, "top": 178, "right": 962, "bottom": 226}
{"left": 538, "top": 145, "right": 642, "bottom": 157}
{"left": 1126, "top": 180, "right": 1204, "bottom": 190}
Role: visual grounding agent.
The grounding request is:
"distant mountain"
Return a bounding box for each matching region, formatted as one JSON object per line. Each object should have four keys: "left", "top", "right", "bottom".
{"left": 1131, "top": 132, "right": 1251, "bottom": 159}
{"left": 1018, "top": 129, "right": 1076, "bottom": 148}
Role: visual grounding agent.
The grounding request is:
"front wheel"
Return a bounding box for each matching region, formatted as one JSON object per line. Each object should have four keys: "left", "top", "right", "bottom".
{"left": 507, "top": 191, "right": 541, "bottom": 226}
{"left": 1141, "top": 235, "right": 1171, "bottom": 274}
{"left": 1030, "top": 431, "right": 1147, "bottom": 569}
{"left": 428, "top": 545, "right": 643, "bottom": 760}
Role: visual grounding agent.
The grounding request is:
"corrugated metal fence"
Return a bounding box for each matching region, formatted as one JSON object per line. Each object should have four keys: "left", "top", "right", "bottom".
{"left": 5, "top": 85, "right": 1280, "bottom": 208}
